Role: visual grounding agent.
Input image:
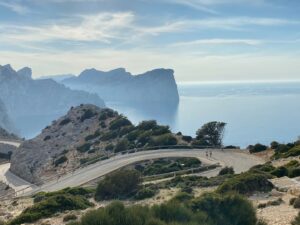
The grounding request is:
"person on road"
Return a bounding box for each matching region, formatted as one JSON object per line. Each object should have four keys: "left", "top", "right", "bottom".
{"left": 210, "top": 151, "right": 212, "bottom": 158}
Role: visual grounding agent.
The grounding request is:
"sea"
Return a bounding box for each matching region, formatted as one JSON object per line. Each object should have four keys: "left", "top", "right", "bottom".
{"left": 107, "top": 81, "right": 300, "bottom": 148}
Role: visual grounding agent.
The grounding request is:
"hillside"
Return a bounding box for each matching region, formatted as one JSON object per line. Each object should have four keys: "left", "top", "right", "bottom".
{"left": 0, "top": 64, "right": 105, "bottom": 137}
{"left": 62, "top": 68, "right": 179, "bottom": 105}
{"left": 10, "top": 104, "right": 187, "bottom": 184}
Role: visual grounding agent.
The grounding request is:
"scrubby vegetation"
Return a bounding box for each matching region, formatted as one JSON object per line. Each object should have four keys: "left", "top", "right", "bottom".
{"left": 95, "top": 170, "right": 142, "bottom": 200}
{"left": 9, "top": 189, "right": 93, "bottom": 225}
{"left": 65, "top": 192, "right": 261, "bottom": 225}
{"left": 248, "top": 144, "right": 268, "bottom": 154}
{"left": 135, "top": 158, "right": 202, "bottom": 176}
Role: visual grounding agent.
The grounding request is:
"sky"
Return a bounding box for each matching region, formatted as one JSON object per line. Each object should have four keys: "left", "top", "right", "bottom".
{"left": 0, "top": 0, "right": 300, "bottom": 82}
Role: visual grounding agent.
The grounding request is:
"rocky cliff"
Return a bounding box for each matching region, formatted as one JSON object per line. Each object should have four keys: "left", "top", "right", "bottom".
{"left": 0, "top": 99, "right": 15, "bottom": 134}
{"left": 0, "top": 64, "right": 105, "bottom": 137}
{"left": 10, "top": 104, "right": 186, "bottom": 184}
{"left": 62, "top": 68, "right": 179, "bottom": 105}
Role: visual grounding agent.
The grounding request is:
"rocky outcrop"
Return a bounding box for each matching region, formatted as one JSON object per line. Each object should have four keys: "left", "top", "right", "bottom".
{"left": 62, "top": 68, "right": 179, "bottom": 105}
{"left": 0, "top": 127, "right": 20, "bottom": 141}
{"left": 10, "top": 104, "right": 186, "bottom": 184}
{"left": 10, "top": 104, "right": 118, "bottom": 184}
{"left": 0, "top": 64, "right": 105, "bottom": 137}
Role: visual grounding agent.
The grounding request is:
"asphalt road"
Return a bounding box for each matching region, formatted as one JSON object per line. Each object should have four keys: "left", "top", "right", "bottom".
{"left": 20, "top": 148, "right": 264, "bottom": 196}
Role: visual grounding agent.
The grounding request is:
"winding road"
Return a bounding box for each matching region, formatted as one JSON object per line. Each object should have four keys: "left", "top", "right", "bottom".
{"left": 0, "top": 140, "right": 265, "bottom": 197}
{"left": 21, "top": 148, "right": 264, "bottom": 197}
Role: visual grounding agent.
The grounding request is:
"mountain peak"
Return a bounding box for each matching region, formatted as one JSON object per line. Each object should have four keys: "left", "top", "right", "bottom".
{"left": 17, "top": 67, "right": 32, "bottom": 79}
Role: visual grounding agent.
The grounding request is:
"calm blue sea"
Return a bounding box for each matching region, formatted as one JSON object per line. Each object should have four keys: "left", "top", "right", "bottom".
{"left": 107, "top": 81, "right": 300, "bottom": 148}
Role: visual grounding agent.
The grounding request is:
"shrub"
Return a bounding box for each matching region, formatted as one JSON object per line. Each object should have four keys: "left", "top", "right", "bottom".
{"left": 135, "top": 187, "right": 157, "bottom": 200}
{"left": 192, "top": 192, "right": 257, "bottom": 225}
{"left": 289, "top": 168, "right": 300, "bottom": 178}
{"left": 77, "top": 143, "right": 92, "bottom": 153}
{"left": 100, "top": 130, "right": 118, "bottom": 141}
{"left": 270, "top": 141, "right": 279, "bottom": 149}
{"left": 293, "top": 198, "right": 300, "bottom": 208}
{"left": 85, "top": 130, "right": 100, "bottom": 141}
{"left": 105, "top": 144, "right": 114, "bottom": 151}
{"left": 248, "top": 144, "right": 268, "bottom": 154}
{"left": 54, "top": 155, "right": 68, "bottom": 167}
{"left": 151, "top": 134, "right": 177, "bottom": 146}
{"left": 218, "top": 167, "right": 235, "bottom": 176}
{"left": 63, "top": 214, "right": 77, "bottom": 222}
{"left": 271, "top": 166, "right": 288, "bottom": 177}
{"left": 10, "top": 194, "right": 92, "bottom": 225}
{"left": 217, "top": 172, "right": 273, "bottom": 195}
{"left": 80, "top": 109, "right": 96, "bottom": 122}
{"left": 137, "top": 120, "right": 158, "bottom": 130}
{"left": 95, "top": 170, "right": 141, "bottom": 200}
{"left": 59, "top": 118, "right": 71, "bottom": 126}
{"left": 109, "top": 117, "right": 132, "bottom": 130}
{"left": 114, "top": 139, "right": 129, "bottom": 153}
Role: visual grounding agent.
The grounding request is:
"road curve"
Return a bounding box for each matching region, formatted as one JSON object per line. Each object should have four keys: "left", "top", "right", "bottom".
{"left": 22, "top": 149, "right": 264, "bottom": 196}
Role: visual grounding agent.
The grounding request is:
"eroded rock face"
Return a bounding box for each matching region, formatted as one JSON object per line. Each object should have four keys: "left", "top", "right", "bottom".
{"left": 9, "top": 105, "right": 117, "bottom": 184}
{"left": 0, "top": 99, "right": 15, "bottom": 134}
{"left": 0, "top": 64, "right": 105, "bottom": 137}
{"left": 62, "top": 68, "right": 179, "bottom": 105}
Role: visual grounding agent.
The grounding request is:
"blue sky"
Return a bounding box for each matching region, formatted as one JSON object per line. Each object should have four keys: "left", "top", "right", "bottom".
{"left": 0, "top": 0, "right": 299, "bottom": 81}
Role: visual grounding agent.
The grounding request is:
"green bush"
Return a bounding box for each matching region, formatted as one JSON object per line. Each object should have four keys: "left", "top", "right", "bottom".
{"left": 85, "top": 130, "right": 100, "bottom": 141}
{"left": 10, "top": 194, "right": 93, "bottom": 225}
{"left": 182, "top": 135, "right": 192, "bottom": 142}
{"left": 248, "top": 144, "right": 268, "bottom": 154}
{"left": 135, "top": 187, "right": 157, "bottom": 200}
{"left": 80, "top": 109, "right": 96, "bottom": 122}
{"left": 77, "top": 143, "right": 92, "bottom": 153}
{"left": 217, "top": 171, "right": 273, "bottom": 195}
{"left": 54, "top": 155, "right": 68, "bottom": 167}
{"left": 95, "top": 170, "right": 141, "bottom": 201}
{"left": 192, "top": 192, "right": 257, "bottom": 225}
{"left": 150, "top": 134, "right": 177, "bottom": 146}
{"left": 114, "top": 139, "right": 129, "bottom": 153}
{"left": 218, "top": 167, "right": 235, "bottom": 176}
{"left": 59, "top": 118, "right": 71, "bottom": 126}
{"left": 293, "top": 198, "right": 300, "bottom": 208}
{"left": 271, "top": 166, "right": 288, "bottom": 177}
{"left": 109, "top": 116, "right": 132, "bottom": 130}
{"left": 66, "top": 192, "right": 261, "bottom": 225}
{"left": 100, "top": 130, "right": 118, "bottom": 141}
{"left": 137, "top": 120, "right": 158, "bottom": 130}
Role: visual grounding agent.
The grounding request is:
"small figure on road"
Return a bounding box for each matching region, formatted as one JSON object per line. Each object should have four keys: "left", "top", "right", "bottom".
{"left": 210, "top": 151, "right": 212, "bottom": 158}
{"left": 206, "top": 151, "right": 208, "bottom": 158}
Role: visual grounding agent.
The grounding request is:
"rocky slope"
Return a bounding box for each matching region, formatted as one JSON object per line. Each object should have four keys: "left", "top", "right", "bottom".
{"left": 0, "top": 64, "right": 105, "bottom": 137}
{"left": 10, "top": 104, "right": 187, "bottom": 184}
{"left": 62, "top": 68, "right": 179, "bottom": 105}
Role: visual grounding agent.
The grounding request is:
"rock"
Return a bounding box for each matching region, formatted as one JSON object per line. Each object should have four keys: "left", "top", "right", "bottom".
{"left": 62, "top": 68, "right": 179, "bottom": 105}
{"left": 0, "top": 64, "right": 105, "bottom": 137}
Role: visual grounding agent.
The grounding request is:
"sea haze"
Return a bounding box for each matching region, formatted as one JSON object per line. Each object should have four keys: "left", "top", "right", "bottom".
{"left": 108, "top": 81, "right": 300, "bottom": 148}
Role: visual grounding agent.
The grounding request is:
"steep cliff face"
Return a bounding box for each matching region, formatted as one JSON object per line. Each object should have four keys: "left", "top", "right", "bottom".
{"left": 0, "top": 99, "right": 15, "bottom": 134}
{"left": 62, "top": 68, "right": 179, "bottom": 104}
{"left": 0, "top": 64, "right": 105, "bottom": 137}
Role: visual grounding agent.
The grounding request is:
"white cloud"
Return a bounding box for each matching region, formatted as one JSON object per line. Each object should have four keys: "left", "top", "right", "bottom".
{"left": 172, "top": 38, "right": 264, "bottom": 46}
{"left": 0, "top": 12, "right": 135, "bottom": 43}
{"left": 0, "top": 1, "right": 29, "bottom": 14}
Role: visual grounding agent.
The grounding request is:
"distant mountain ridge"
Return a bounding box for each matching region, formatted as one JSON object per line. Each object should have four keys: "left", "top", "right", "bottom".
{"left": 61, "top": 68, "right": 179, "bottom": 104}
{"left": 0, "top": 64, "right": 105, "bottom": 137}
